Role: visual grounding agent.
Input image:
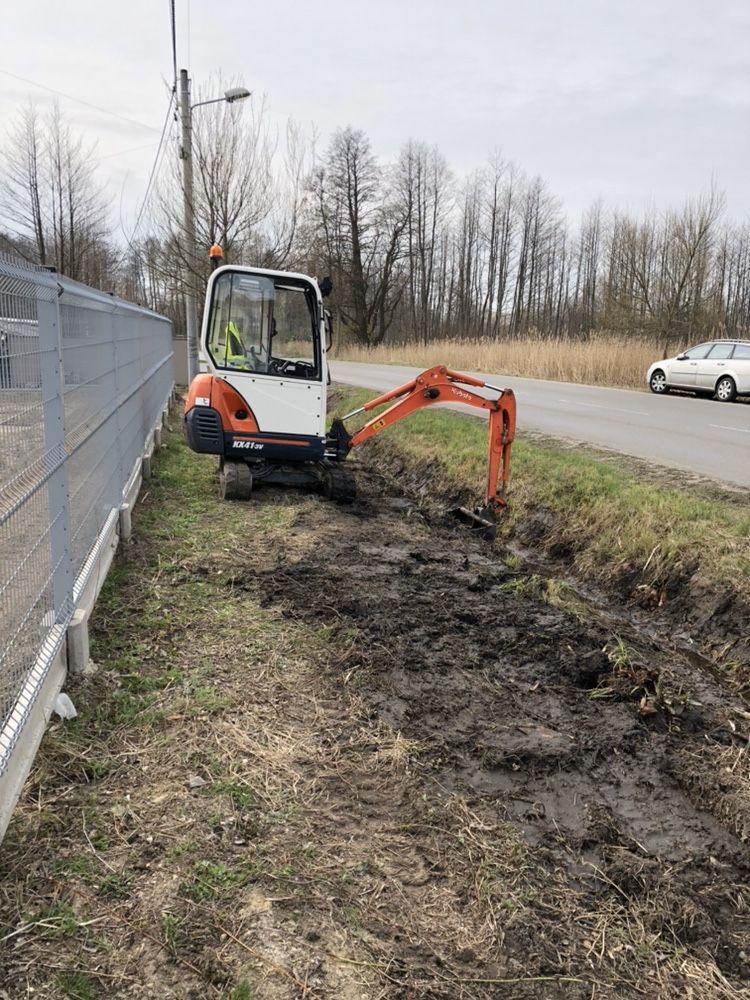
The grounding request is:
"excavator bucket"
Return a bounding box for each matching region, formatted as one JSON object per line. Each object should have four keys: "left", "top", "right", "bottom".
{"left": 451, "top": 502, "right": 499, "bottom": 541}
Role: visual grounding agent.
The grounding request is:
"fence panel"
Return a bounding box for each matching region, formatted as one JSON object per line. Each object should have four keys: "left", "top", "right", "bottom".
{"left": 0, "top": 253, "right": 173, "bottom": 838}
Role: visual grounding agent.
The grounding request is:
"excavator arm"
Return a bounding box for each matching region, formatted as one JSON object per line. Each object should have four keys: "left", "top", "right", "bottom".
{"left": 328, "top": 366, "right": 516, "bottom": 537}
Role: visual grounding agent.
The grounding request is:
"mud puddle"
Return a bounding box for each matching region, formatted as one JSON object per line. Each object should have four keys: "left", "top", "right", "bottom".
{"left": 252, "top": 464, "right": 750, "bottom": 987}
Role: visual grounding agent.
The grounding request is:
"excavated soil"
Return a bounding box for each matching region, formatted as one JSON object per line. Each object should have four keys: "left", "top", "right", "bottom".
{"left": 253, "top": 464, "right": 750, "bottom": 992}
{"left": 363, "top": 433, "right": 750, "bottom": 684}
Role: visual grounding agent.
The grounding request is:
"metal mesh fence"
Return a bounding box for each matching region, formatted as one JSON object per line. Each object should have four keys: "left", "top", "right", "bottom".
{"left": 0, "top": 252, "right": 173, "bottom": 775}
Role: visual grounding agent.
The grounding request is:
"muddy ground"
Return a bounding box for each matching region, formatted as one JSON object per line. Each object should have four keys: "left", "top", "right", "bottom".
{"left": 254, "top": 465, "right": 750, "bottom": 988}
{"left": 364, "top": 430, "right": 750, "bottom": 690}
{"left": 1, "top": 434, "right": 749, "bottom": 999}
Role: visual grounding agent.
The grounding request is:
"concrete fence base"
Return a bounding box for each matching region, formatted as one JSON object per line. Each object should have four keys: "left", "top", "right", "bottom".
{"left": 0, "top": 392, "right": 175, "bottom": 842}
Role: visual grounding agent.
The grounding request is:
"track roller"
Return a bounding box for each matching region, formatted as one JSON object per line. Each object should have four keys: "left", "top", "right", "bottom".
{"left": 220, "top": 460, "right": 253, "bottom": 501}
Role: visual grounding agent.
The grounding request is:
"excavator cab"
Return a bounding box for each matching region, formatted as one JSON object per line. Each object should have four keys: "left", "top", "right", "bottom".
{"left": 187, "top": 266, "right": 330, "bottom": 458}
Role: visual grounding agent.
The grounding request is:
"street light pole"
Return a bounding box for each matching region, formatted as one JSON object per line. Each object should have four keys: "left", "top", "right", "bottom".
{"left": 178, "top": 71, "right": 251, "bottom": 385}
{"left": 179, "top": 69, "right": 200, "bottom": 384}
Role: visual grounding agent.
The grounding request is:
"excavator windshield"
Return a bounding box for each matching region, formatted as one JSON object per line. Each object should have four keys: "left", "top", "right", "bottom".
{"left": 206, "top": 270, "right": 320, "bottom": 380}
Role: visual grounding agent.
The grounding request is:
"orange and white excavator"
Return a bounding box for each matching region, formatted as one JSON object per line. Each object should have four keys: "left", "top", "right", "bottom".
{"left": 184, "top": 262, "right": 516, "bottom": 537}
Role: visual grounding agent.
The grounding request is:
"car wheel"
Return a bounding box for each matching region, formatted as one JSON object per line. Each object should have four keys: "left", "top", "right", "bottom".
{"left": 715, "top": 376, "right": 737, "bottom": 403}
{"left": 649, "top": 369, "right": 669, "bottom": 394}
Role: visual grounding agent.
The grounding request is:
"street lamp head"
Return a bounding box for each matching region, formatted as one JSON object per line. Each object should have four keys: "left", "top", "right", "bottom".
{"left": 224, "top": 87, "right": 251, "bottom": 104}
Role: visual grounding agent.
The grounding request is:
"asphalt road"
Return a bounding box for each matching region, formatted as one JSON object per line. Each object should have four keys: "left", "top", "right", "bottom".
{"left": 331, "top": 361, "right": 750, "bottom": 489}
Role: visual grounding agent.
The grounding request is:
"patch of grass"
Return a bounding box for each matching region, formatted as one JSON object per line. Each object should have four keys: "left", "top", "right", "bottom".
{"left": 51, "top": 856, "right": 97, "bottom": 883}
{"left": 168, "top": 838, "right": 200, "bottom": 860}
{"left": 118, "top": 667, "right": 184, "bottom": 694}
{"left": 180, "top": 860, "right": 261, "bottom": 902}
{"left": 605, "top": 636, "right": 633, "bottom": 671}
{"left": 189, "top": 683, "right": 233, "bottom": 714}
{"left": 88, "top": 829, "right": 110, "bottom": 852}
{"left": 97, "top": 870, "right": 133, "bottom": 901}
{"left": 30, "top": 902, "right": 82, "bottom": 939}
{"left": 160, "top": 910, "right": 183, "bottom": 954}
{"left": 56, "top": 971, "right": 98, "bottom": 1000}
{"left": 227, "top": 981, "right": 254, "bottom": 1000}
{"left": 211, "top": 777, "right": 256, "bottom": 812}
{"left": 109, "top": 690, "right": 160, "bottom": 728}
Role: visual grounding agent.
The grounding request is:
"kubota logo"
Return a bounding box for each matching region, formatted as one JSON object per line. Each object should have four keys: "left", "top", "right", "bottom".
{"left": 451, "top": 387, "right": 472, "bottom": 401}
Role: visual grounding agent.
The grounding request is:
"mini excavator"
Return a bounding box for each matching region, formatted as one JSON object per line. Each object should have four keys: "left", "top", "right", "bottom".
{"left": 184, "top": 264, "right": 516, "bottom": 538}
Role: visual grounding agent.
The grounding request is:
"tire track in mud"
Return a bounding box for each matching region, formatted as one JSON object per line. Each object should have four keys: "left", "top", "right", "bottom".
{"left": 251, "top": 468, "right": 750, "bottom": 988}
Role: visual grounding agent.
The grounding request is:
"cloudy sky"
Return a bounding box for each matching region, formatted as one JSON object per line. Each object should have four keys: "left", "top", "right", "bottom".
{"left": 0, "top": 0, "right": 747, "bottom": 241}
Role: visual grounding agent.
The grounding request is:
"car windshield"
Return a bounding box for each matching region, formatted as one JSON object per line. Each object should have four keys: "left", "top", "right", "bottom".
{"left": 207, "top": 271, "right": 319, "bottom": 380}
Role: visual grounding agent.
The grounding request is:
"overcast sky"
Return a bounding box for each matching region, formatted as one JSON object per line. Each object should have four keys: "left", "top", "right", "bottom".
{"left": 1, "top": 0, "right": 747, "bottom": 242}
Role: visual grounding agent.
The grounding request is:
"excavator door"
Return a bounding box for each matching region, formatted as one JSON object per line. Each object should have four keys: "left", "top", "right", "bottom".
{"left": 201, "top": 266, "right": 327, "bottom": 440}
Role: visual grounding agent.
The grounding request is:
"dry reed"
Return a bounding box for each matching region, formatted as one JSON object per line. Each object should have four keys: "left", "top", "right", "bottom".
{"left": 333, "top": 334, "right": 661, "bottom": 390}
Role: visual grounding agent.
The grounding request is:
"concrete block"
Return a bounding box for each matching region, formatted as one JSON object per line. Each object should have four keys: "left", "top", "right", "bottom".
{"left": 142, "top": 441, "right": 153, "bottom": 480}
{"left": 154, "top": 425, "right": 163, "bottom": 448}
{"left": 119, "top": 502, "right": 132, "bottom": 541}
{"left": 67, "top": 609, "right": 90, "bottom": 674}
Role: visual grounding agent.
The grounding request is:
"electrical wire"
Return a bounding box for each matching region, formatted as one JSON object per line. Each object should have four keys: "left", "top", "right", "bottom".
{"left": 121, "top": 92, "right": 177, "bottom": 251}
{"left": 169, "top": 0, "right": 178, "bottom": 92}
{"left": 90, "top": 141, "right": 160, "bottom": 163}
{"left": 0, "top": 68, "right": 161, "bottom": 133}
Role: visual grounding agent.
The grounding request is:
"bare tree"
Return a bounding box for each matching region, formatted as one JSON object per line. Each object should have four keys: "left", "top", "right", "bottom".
{"left": 0, "top": 102, "right": 111, "bottom": 283}
{"left": 623, "top": 187, "right": 724, "bottom": 354}
{"left": 395, "top": 140, "right": 452, "bottom": 343}
{"left": 152, "top": 78, "right": 311, "bottom": 329}
{"left": 0, "top": 102, "right": 47, "bottom": 263}
{"left": 45, "top": 105, "right": 111, "bottom": 282}
{"left": 482, "top": 153, "right": 517, "bottom": 338}
{"left": 312, "top": 127, "right": 405, "bottom": 346}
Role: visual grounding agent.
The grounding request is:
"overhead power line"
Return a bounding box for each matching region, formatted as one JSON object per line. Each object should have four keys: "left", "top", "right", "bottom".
{"left": 169, "top": 0, "right": 178, "bottom": 93}
{"left": 91, "top": 141, "right": 160, "bottom": 163}
{"left": 122, "top": 92, "right": 177, "bottom": 251}
{"left": 0, "top": 68, "right": 161, "bottom": 133}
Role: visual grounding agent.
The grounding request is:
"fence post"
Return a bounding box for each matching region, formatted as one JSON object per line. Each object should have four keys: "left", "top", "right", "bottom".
{"left": 109, "top": 311, "right": 127, "bottom": 506}
{"left": 37, "top": 288, "right": 73, "bottom": 624}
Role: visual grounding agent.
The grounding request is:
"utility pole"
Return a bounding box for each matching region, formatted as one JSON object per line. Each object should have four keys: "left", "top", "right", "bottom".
{"left": 178, "top": 71, "right": 250, "bottom": 384}
{"left": 179, "top": 69, "right": 199, "bottom": 383}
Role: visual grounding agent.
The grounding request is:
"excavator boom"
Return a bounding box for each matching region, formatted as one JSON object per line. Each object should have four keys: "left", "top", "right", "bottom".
{"left": 328, "top": 366, "right": 516, "bottom": 538}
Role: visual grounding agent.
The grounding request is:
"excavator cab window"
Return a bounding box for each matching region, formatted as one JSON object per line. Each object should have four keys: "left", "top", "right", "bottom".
{"left": 207, "top": 270, "right": 320, "bottom": 381}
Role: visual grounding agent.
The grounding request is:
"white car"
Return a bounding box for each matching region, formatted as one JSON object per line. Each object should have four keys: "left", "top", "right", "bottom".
{"left": 647, "top": 340, "right": 750, "bottom": 402}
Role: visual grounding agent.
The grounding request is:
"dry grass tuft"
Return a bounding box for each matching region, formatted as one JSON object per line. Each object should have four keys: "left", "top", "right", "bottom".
{"left": 673, "top": 740, "right": 750, "bottom": 842}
